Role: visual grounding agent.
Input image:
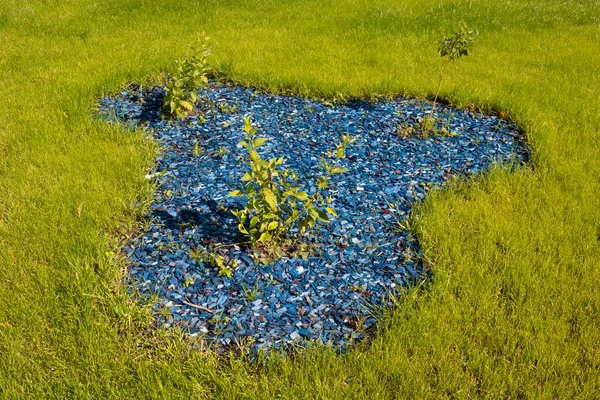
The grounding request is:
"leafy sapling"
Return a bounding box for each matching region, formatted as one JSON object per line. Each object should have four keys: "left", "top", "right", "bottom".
{"left": 162, "top": 35, "right": 211, "bottom": 119}
{"left": 431, "top": 23, "right": 478, "bottom": 121}
{"left": 398, "top": 23, "right": 477, "bottom": 138}
{"left": 229, "top": 117, "right": 354, "bottom": 263}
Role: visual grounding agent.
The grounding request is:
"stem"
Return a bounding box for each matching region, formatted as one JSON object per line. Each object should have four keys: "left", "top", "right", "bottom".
{"left": 312, "top": 167, "right": 333, "bottom": 202}
{"left": 431, "top": 58, "right": 450, "bottom": 119}
{"left": 267, "top": 167, "right": 274, "bottom": 192}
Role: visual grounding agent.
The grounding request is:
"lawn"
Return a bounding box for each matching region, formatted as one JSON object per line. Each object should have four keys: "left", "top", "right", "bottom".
{"left": 0, "top": 0, "right": 599, "bottom": 398}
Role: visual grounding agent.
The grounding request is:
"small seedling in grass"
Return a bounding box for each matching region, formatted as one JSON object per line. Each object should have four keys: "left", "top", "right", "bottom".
{"left": 346, "top": 314, "right": 368, "bottom": 333}
{"left": 229, "top": 116, "right": 355, "bottom": 263}
{"left": 398, "top": 23, "right": 477, "bottom": 138}
{"left": 162, "top": 34, "right": 211, "bottom": 119}
{"left": 210, "top": 313, "right": 232, "bottom": 334}
{"left": 433, "top": 23, "right": 478, "bottom": 117}
{"left": 159, "top": 306, "right": 172, "bottom": 317}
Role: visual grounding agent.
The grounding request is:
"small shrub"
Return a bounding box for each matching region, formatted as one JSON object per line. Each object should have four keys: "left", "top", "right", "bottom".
{"left": 229, "top": 117, "right": 355, "bottom": 263}
{"left": 162, "top": 35, "right": 211, "bottom": 119}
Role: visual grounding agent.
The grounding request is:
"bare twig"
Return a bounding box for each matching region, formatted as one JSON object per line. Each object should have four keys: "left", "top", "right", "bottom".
{"left": 182, "top": 300, "right": 214, "bottom": 314}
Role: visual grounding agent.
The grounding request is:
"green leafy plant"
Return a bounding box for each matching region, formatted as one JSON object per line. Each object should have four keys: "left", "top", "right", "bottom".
{"left": 182, "top": 276, "right": 195, "bottom": 288}
{"left": 190, "top": 247, "right": 239, "bottom": 277}
{"left": 216, "top": 146, "right": 230, "bottom": 157}
{"left": 431, "top": 23, "right": 478, "bottom": 118}
{"left": 217, "top": 102, "right": 239, "bottom": 114}
{"left": 209, "top": 313, "right": 232, "bottom": 334}
{"left": 241, "top": 282, "right": 262, "bottom": 302}
{"left": 397, "top": 110, "right": 458, "bottom": 139}
{"left": 162, "top": 35, "right": 211, "bottom": 119}
{"left": 398, "top": 23, "right": 477, "bottom": 138}
{"left": 229, "top": 117, "right": 354, "bottom": 263}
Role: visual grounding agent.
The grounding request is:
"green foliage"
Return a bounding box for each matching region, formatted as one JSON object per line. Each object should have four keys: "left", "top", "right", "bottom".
{"left": 182, "top": 276, "right": 195, "bottom": 288}
{"left": 229, "top": 117, "right": 354, "bottom": 262}
{"left": 431, "top": 23, "right": 478, "bottom": 116}
{"left": 193, "top": 141, "right": 202, "bottom": 156}
{"left": 216, "top": 146, "right": 230, "bottom": 157}
{"left": 397, "top": 111, "right": 459, "bottom": 139}
{"left": 241, "top": 282, "right": 262, "bottom": 302}
{"left": 216, "top": 102, "right": 239, "bottom": 114}
{"left": 190, "top": 247, "right": 239, "bottom": 277}
{"left": 399, "top": 23, "right": 477, "bottom": 138}
{"left": 322, "top": 92, "right": 348, "bottom": 108}
{"left": 161, "top": 35, "right": 211, "bottom": 119}
{"left": 438, "top": 23, "right": 478, "bottom": 62}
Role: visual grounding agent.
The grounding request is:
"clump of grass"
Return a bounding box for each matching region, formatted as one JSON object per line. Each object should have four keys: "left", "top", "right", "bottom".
{"left": 397, "top": 110, "right": 459, "bottom": 139}
{"left": 241, "top": 282, "right": 262, "bottom": 302}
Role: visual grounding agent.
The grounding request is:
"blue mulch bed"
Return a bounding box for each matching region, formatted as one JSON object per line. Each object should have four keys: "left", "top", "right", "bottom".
{"left": 98, "top": 82, "right": 527, "bottom": 352}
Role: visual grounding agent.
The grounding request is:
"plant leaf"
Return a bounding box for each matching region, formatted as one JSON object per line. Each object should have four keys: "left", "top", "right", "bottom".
{"left": 259, "top": 232, "right": 272, "bottom": 243}
{"left": 263, "top": 189, "right": 278, "bottom": 211}
{"left": 241, "top": 172, "right": 253, "bottom": 181}
{"left": 331, "top": 167, "right": 348, "bottom": 174}
{"left": 317, "top": 209, "right": 330, "bottom": 222}
{"left": 253, "top": 137, "right": 268, "bottom": 148}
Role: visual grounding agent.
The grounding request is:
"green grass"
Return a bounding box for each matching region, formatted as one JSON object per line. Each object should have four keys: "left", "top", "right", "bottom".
{"left": 1, "top": 0, "right": 599, "bottom": 397}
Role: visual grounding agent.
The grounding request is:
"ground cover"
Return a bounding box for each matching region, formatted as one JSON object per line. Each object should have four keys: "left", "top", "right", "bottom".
{"left": 99, "top": 83, "right": 525, "bottom": 350}
{"left": 0, "top": 0, "right": 599, "bottom": 398}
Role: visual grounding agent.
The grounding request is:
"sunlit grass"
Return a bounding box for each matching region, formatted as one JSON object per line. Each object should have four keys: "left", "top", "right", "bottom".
{"left": 0, "top": 0, "right": 599, "bottom": 397}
